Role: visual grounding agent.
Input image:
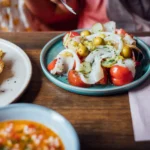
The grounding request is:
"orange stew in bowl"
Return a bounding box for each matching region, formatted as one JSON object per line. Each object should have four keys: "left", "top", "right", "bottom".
{"left": 0, "top": 120, "right": 64, "bottom": 150}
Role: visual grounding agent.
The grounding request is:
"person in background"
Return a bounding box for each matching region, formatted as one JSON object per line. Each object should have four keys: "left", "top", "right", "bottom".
{"left": 0, "top": 0, "right": 79, "bottom": 31}
{"left": 79, "top": 0, "right": 150, "bottom": 32}
{"left": 0, "top": 0, "right": 150, "bottom": 32}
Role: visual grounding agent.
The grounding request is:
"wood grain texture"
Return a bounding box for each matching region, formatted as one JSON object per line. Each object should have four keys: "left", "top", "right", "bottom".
{"left": 1, "top": 32, "right": 150, "bottom": 150}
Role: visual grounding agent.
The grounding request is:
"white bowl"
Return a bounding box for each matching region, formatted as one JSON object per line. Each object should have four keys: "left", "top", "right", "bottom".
{"left": 0, "top": 103, "right": 80, "bottom": 150}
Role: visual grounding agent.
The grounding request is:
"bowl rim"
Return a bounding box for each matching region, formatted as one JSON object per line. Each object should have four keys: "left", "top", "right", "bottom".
{"left": 40, "top": 31, "right": 150, "bottom": 95}
{"left": 0, "top": 103, "right": 80, "bottom": 150}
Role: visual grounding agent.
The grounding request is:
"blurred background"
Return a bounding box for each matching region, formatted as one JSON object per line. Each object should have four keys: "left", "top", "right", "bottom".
{"left": 0, "top": 0, "right": 150, "bottom": 32}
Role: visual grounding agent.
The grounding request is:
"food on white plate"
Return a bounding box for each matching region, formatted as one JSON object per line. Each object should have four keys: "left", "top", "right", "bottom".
{"left": 47, "top": 21, "right": 141, "bottom": 87}
{"left": 0, "top": 120, "right": 64, "bottom": 150}
{"left": 0, "top": 50, "right": 4, "bottom": 74}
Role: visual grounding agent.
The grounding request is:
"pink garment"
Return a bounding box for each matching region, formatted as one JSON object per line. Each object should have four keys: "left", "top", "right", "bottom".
{"left": 78, "top": 0, "right": 109, "bottom": 29}
{"left": 129, "top": 77, "right": 150, "bottom": 141}
{"left": 128, "top": 36, "right": 150, "bottom": 142}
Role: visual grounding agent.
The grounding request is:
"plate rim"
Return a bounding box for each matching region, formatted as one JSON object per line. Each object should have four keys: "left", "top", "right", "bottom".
{"left": 0, "top": 38, "right": 32, "bottom": 105}
{"left": 40, "top": 32, "right": 150, "bottom": 95}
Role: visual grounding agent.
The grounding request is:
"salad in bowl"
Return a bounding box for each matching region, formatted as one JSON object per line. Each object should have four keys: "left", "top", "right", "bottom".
{"left": 47, "top": 21, "right": 142, "bottom": 87}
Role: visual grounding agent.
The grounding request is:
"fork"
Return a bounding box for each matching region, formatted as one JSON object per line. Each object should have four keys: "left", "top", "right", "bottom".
{"left": 60, "top": 0, "right": 76, "bottom": 15}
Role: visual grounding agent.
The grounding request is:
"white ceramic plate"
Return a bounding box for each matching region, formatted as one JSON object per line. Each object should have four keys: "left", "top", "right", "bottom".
{"left": 0, "top": 39, "right": 32, "bottom": 106}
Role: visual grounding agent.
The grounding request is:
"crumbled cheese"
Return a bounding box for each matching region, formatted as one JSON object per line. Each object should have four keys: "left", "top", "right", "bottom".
{"left": 23, "top": 125, "right": 36, "bottom": 134}
{"left": 31, "top": 134, "right": 43, "bottom": 145}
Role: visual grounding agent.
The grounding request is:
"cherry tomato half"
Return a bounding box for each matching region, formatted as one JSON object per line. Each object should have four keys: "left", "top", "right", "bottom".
{"left": 110, "top": 65, "right": 133, "bottom": 86}
{"left": 111, "top": 77, "right": 132, "bottom": 86}
{"left": 68, "top": 70, "right": 89, "bottom": 87}
{"left": 98, "top": 68, "right": 108, "bottom": 85}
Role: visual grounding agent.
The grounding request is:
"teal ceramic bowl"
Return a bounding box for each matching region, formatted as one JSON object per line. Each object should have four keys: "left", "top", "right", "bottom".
{"left": 40, "top": 32, "right": 150, "bottom": 95}
{"left": 0, "top": 104, "right": 80, "bottom": 150}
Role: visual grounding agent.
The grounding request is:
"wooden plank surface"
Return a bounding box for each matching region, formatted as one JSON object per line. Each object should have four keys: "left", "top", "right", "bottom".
{"left": 0, "top": 32, "right": 150, "bottom": 150}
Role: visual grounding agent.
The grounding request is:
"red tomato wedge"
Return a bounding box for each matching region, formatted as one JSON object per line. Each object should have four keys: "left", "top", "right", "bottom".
{"left": 63, "top": 31, "right": 80, "bottom": 41}
{"left": 115, "top": 29, "right": 127, "bottom": 35}
{"left": 69, "top": 31, "right": 80, "bottom": 38}
{"left": 47, "top": 59, "right": 57, "bottom": 71}
{"left": 116, "top": 28, "right": 133, "bottom": 38}
{"left": 110, "top": 65, "right": 133, "bottom": 86}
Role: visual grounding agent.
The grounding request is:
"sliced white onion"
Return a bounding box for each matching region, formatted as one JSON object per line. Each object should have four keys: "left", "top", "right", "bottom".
{"left": 103, "top": 21, "right": 116, "bottom": 33}
{"left": 51, "top": 56, "right": 74, "bottom": 75}
{"left": 124, "top": 59, "right": 136, "bottom": 77}
{"left": 91, "top": 23, "right": 104, "bottom": 33}
{"left": 57, "top": 49, "right": 81, "bottom": 71}
{"left": 86, "top": 32, "right": 123, "bottom": 54}
{"left": 72, "top": 36, "right": 82, "bottom": 43}
{"left": 123, "top": 34, "right": 136, "bottom": 45}
{"left": 104, "top": 36, "right": 123, "bottom": 54}
{"left": 51, "top": 49, "right": 81, "bottom": 75}
{"left": 79, "top": 57, "right": 104, "bottom": 84}
{"left": 50, "top": 57, "right": 65, "bottom": 75}
{"left": 85, "top": 32, "right": 101, "bottom": 41}
{"left": 67, "top": 42, "right": 77, "bottom": 52}
{"left": 63, "top": 32, "right": 71, "bottom": 48}
{"left": 85, "top": 46, "right": 116, "bottom": 63}
{"left": 91, "top": 21, "right": 116, "bottom": 34}
{"left": 103, "top": 33, "right": 123, "bottom": 54}
{"left": 115, "top": 59, "right": 125, "bottom": 67}
{"left": 63, "top": 35, "right": 83, "bottom": 50}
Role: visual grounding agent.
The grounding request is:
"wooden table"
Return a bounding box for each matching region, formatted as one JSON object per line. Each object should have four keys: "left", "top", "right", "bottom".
{"left": 0, "top": 32, "right": 150, "bottom": 150}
